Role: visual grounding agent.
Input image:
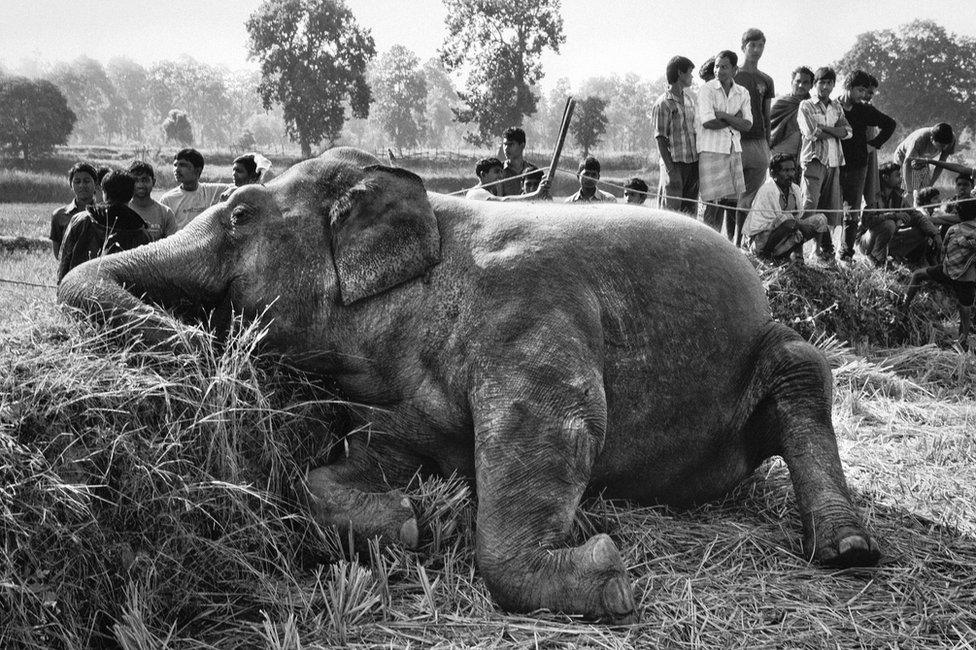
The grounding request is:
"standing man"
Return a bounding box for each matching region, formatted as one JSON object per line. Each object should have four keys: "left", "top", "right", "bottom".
{"left": 127, "top": 161, "right": 177, "bottom": 242}
{"left": 894, "top": 123, "right": 955, "bottom": 201}
{"left": 837, "top": 70, "right": 896, "bottom": 261}
{"left": 651, "top": 55, "right": 698, "bottom": 215}
{"left": 497, "top": 127, "right": 542, "bottom": 197}
{"left": 734, "top": 28, "right": 776, "bottom": 246}
{"left": 159, "top": 148, "right": 231, "bottom": 230}
{"left": 564, "top": 156, "right": 616, "bottom": 203}
{"left": 798, "top": 67, "right": 851, "bottom": 263}
{"left": 770, "top": 66, "right": 814, "bottom": 162}
{"left": 697, "top": 50, "right": 752, "bottom": 236}
{"left": 50, "top": 162, "right": 98, "bottom": 258}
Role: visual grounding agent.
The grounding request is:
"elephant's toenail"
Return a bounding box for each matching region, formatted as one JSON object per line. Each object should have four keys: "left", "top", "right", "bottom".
{"left": 839, "top": 535, "right": 865, "bottom": 556}
{"left": 400, "top": 497, "right": 411, "bottom": 509}
{"left": 400, "top": 517, "right": 419, "bottom": 549}
{"left": 602, "top": 576, "right": 635, "bottom": 618}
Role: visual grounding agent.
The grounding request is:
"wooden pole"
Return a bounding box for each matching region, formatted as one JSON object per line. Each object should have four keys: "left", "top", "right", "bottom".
{"left": 542, "top": 96, "right": 575, "bottom": 200}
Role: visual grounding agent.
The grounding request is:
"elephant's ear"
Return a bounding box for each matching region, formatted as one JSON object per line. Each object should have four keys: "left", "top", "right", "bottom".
{"left": 329, "top": 165, "right": 441, "bottom": 305}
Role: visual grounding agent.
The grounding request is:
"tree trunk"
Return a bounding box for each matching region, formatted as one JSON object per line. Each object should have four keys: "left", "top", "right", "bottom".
{"left": 21, "top": 142, "right": 29, "bottom": 163}
{"left": 300, "top": 133, "right": 312, "bottom": 159}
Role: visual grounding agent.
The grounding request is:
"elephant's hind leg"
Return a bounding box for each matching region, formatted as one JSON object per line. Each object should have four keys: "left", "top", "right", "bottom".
{"left": 470, "top": 364, "right": 635, "bottom": 622}
{"left": 745, "top": 322, "right": 880, "bottom": 567}
{"left": 307, "top": 436, "right": 420, "bottom": 552}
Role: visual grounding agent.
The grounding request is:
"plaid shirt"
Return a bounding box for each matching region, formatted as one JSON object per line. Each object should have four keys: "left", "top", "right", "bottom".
{"left": 798, "top": 98, "right": 851, "bottom": 167}
{"left": 651, "top": 89, "right": 698, "bottom": 163}
{"left": 943, "top": 220, "right": 976, "bottom": 280}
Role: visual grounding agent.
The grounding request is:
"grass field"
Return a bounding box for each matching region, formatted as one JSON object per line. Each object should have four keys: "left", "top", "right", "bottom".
{"left": 1, "top": 248, "right": 975, "bottom": 647}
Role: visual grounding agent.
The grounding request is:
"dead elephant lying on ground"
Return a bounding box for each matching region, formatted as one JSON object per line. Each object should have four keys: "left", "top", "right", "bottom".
{"left": 57, "top": 146, "right": 880, "bottom": 622}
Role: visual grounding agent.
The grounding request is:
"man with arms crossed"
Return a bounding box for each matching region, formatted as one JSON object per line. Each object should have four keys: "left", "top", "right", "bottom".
{"left": 651, "top": 55, "right": 698, "bottom": 215}
{"left": 697, "top": 50, "right": 752, "bottom": 237}
{"left": 159, "top": 148, "right": 230, "bottom": 230}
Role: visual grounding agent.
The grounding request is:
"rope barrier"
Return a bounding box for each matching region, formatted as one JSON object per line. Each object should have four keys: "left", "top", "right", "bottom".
{"left": 0, "top": 277, "right": 57, "bottom": 290}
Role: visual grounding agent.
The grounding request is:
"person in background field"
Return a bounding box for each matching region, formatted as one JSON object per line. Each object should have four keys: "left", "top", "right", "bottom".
{"left": 697, "top": 50, "right": 752, "bottom": 237}
{"left": 798, "top": 66, "right": 851, "bottom": 263}
{"left": 50, "top": 162, "right": 98, "bottom": 258}
{"left": 734, "top": 28, "right": 776, "bottom": 246}
{"left": 127, "top": 161, "right": 177, "bottom": 242}
{"left": 624, "top": 178, "right": 649, "bottom": 205}
{"left": 837, "top": 69, "right": 897, "bottom": 262}
{"left": 743, "top": 153, "right": 827, "bottom": 261}
{"left": 894, "top": 123, "right": 955, "bottom": 201}
{"left": 770, "top": 66, "right": 814, "bottom": 162}
{"left": 497, "top": 127, "right": 542, "bottom": 196}
{"left": 465, "top": 157, "right": 550, "bottom": 202}
{"left": 857, "top": 162, "right": 941, "bottom": 267}
{"left": 159, "top": 148, "right": 231, "bottom": 230}
{"left": 565, "top": 156, "right": 616, "bottom": 203}
{"left": 652, "top": 55, "right": 699, "bottom": 215}
{"left": 903, "top": 197, "right": 976, "bottom": 351}
{"left": 57, "top": 170, "right": 152, "bottom": 283}
{"left": 220, "top": 153, "right": 274, "bottom": 201}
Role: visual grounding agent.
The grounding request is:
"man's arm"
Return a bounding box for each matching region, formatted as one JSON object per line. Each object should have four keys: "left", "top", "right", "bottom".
{"left": 866, "top": 107, "right": 896, "bottom": 149}
{"left": 50, "top": 211, "right": 63, "bottom": 258}
{"left": 652, "top": 99, "right": 677, "bottom": 173}
{"left": 697, "top": 85, "right": 725, "bottom": 130}
{"left": 931, "top": 140, "right": 956, "bottom": 186}
{"left": 909, "top": 158, "right": 974, "bottom": 176}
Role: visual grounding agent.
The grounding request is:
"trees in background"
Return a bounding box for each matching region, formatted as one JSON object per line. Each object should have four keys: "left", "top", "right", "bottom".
{"left": 46, "top": 56, "right": 116, "bottom": 143}
{"left": 371, "top": 45, "right": 428, "bottom": 152}
{"left": 0, "top": 76, "right": 76, "bottom": 161}
{"left": 570, "top": 96, "right": 608, "bottom": 157}
{"left": 247, "top": 0, "right": 375, "bottom": 157}
{"left": 836, "top": 20, "right": 976, "bottom": 133}
{"left": 439, "top": 0, "right": 565, "bottom": 145}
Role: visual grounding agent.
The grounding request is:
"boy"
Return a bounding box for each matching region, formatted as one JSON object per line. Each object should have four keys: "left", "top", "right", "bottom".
{"left": 497, "top": 127, "right": 543, "bottom": 196}
{"left": 624, "top": 178, "right": 649, "bottom": 205}
{"left": 904, "top": 198, "right": 976, "bottom": 350}
{"left": 652, "top": 55, "right": 698, "bottom": 214}
{"left": 50, "top": 162, "right": 98, "bottom": 258}
{"left": 57, "top": 169, "right": 152, "bottom": 283}
{"left": 466, "top": 157, "right": 549, "bottom": 202}
{"left": 159, "top": 148, "right": 231, "bottom": 230}
{"left": 127, "top": 160, "right": 177, "bottom": 241}
{"left": 564, "top": 156, "right": 616, "bottom": 203}
{"left": 798, "top": 67, "right": 851, "bottom": 262}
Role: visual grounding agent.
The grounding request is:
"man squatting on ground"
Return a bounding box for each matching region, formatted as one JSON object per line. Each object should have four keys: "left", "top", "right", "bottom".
{"left": 159, "top": 148, "right": 231, "bottom": 231}
{"left": 797, "top": 66, "right": 851, "bottom": 263}
{"left": 50, "top": 162, "right": 98, "bottom": 258}
{"left": 651, "top": 55, "right": 699, "bottom": 215}
{"left": 742, "top": 153, "right": 827, "bottom": 260}
{"left": 857, "top": 162, "right": 941, "bottom": 267}
{"left": 837, "top": 70, "right": 896, "bottom": 262}
{"left": 697, "top": 49, "right": 752, "bottom": 236}
{"left": 734, "top": 28, "right": 776, "bottom": 248}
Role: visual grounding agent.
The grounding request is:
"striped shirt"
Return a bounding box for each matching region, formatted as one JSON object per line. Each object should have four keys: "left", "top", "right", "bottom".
{"left": 696, "top": 79, "right": 752, "bottom": 154}
{"left": 943, "top": 220, "right": 976, "bottom": 280}
{"left": 798, "top": 98, "right": 851, "bottom": 167}
{"left": 651, "top": 88, "right": 698, "bottom": 163}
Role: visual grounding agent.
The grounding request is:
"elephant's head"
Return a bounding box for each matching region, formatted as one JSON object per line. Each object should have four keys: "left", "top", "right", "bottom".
{"left": 57, "top": 147, "right": 442, "bottom": 349}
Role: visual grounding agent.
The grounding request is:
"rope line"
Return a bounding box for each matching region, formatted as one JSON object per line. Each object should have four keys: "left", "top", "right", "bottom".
{"left": 0, "top": 277, "right": 57, "bottom": 290}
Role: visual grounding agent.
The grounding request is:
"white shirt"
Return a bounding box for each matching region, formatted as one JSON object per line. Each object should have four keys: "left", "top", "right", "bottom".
{"left": 465, "top": 187, "right": 496, "bottom": 201}
{"left": 160, "top": 183, "right": 230, "bottom": 230}
{"left": 744, "top": 179, "right": 802, "bottom": 238}
{"left": 696, "top": 79, "right": 753, "bottom": 155}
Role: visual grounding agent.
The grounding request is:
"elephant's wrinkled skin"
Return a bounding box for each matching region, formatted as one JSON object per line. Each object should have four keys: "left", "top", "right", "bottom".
{"left": 58, "top": 147, "right": 879, "bottom": 621}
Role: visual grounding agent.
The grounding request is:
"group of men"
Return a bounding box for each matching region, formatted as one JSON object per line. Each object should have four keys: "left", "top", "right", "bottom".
{"left": 51, "top": 149, "right": 271, "bottom": 280}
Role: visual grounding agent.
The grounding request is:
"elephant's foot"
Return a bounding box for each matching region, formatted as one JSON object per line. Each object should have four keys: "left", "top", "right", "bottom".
{"left": 480, "top": 533, "right": 636, "bottom": 623}
{"left": 805, "top": 517, "right": 880, "bottom": 568}
{"left": 307, "top": 467, "right": 419, "bottom": 550}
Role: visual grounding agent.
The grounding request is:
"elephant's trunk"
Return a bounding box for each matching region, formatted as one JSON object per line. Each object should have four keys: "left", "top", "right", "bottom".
{"left": 57, "top": 217, "right": 230, "bottom": 344}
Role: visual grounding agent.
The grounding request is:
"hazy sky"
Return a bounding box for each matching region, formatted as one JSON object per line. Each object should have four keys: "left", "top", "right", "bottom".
{"left": 2, "top": 1, "right": 975, "bottom": 93}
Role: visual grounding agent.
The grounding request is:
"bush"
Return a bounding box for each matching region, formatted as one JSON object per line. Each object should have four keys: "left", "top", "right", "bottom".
{"left": 0, "top": 169, "right": 71, "bottom": 203}
{"left": 758, "top": 258, "right": 957, "bottom": 348}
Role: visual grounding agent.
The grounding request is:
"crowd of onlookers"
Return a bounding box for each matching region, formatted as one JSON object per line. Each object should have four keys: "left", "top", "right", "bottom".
{"left": 462, "top": 28, "right": 976, "bottom": 350}
{"left": 48, "top": 26, "right": 976, "bottom": 349}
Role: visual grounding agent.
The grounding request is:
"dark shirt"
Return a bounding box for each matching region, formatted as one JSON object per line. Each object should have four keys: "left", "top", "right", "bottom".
{"left": 734, "top": 69, "right": 775, "bottom": 141}
{"left": 50, "top": 198, "right": 93, "bottom": 258}
{"left": 498, "top": 160, "right": 542, "bottom": 197}
{"left": 841, "top": 102, "right": 896, "bottom": 168}
{"left": 57, "top": 203, "right": 152, "bottom": 283}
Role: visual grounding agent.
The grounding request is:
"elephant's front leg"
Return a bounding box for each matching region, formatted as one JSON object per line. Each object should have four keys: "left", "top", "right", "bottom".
{"left": 470, "top": 367, "right": 636, "bottom": 622}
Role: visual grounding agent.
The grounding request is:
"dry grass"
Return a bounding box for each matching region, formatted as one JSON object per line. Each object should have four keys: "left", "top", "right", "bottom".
{"left": 0, "top": 203, "right": 61, "bottom": 240}
{"left": 0, "top": 254, "right": 974, "bottom": 647}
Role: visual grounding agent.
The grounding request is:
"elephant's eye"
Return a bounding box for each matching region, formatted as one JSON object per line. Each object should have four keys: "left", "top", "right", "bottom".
{"left": 231, "top": 204, "right": 258, "bottom": 226}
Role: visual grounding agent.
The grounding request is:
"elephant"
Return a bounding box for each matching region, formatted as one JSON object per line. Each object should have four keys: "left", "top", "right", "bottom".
{"left": 57, "top": 146, "right": 880, "bottom": 622}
